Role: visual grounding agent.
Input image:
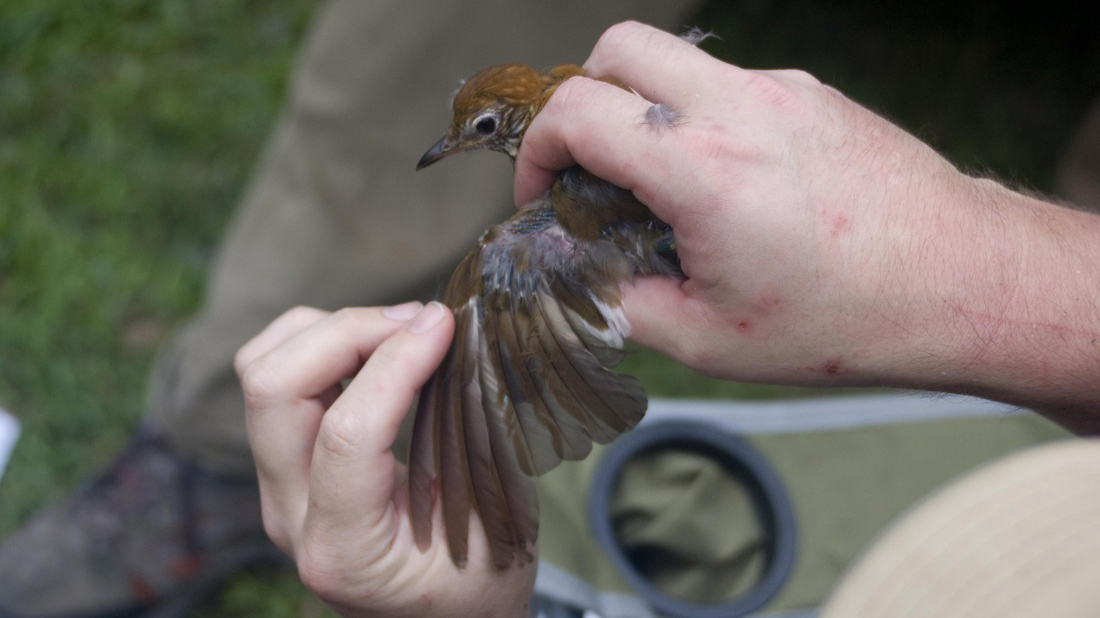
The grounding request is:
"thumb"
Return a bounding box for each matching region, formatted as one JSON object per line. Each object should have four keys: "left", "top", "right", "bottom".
{"left": 309, "top": 302, "right": 454, "bottom": 531}
{"left": 622, "top": 276, "right": 699, "bottom": 360}
{"left": 624, "top": 278, "right": 742, "bottom": 380}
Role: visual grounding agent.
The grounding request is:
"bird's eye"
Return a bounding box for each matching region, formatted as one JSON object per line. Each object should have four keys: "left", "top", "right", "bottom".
{"left": 475, "top": 116, "right": 497, "bottom": 135}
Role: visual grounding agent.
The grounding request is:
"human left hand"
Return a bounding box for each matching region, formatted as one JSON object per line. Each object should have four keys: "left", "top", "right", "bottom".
{"left": 235, "top": 303, "right": 536, "bottom": 618}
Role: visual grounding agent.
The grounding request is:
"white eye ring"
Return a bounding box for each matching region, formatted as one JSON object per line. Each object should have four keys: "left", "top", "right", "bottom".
{"left": 474, "top": 113, "right": 498, "bottom": 135}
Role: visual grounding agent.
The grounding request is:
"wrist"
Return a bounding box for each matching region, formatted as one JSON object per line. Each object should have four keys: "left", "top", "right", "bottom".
{"left": 869, "top": 174, "right": 1100, "bottom": 427}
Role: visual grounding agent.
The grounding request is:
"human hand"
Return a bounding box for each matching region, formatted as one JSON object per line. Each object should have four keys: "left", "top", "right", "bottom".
{"left": 236, "top": 303, "right": 536, "bottom": 618}
{"left": 514, "top": 22, "right": 1100, "bottom": 419}
{"left": 515, "top": 22, "right": 970, "bottom": 386}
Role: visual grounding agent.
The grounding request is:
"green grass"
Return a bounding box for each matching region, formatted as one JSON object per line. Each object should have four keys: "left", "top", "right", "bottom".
{"left": 0, "top": 0, "right": 1096, "bottom": 614}
{"left": 0, "top": 0, "right": 320, "bottom": 612}
{"left": 1, "top": 0, "right": 311, "bottom": 504}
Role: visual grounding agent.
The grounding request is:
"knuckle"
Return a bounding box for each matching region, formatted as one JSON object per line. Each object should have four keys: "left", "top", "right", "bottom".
{"left": 296, "top": 546, "right": 344, "bottom": 601}
{"left": 327, "top": 306, "right": 362, "bottom": 330}
{"left": 542, "top": 75, "right": 588, "bottom": 115}
{"left": 316, "top": 412, "right": 363, "bottom": 460}
{"left": 596, "top": 20, "right": 650, "bottom": 55}
{"left": 743, "top": 71, "right": 813, "bottom": 115}
{"left": 285, "top": 304, "right": 323, "bottom": 322}
{"left": 261, "top": 518, "right": 292, "bottom": 556}
{"left": 238, "top": 358, "right": 281, "bottom": 410}
{"left": 696, "top": 126, "right": 738, "bottom": 166}
{"left": 232, "top": 345, "right": 253, "bottom": 381}
{"left": 257, "top": 496, "right": 295, "bottom": 556}
{"left": 774, "top": 68, "right": 821, "bottom": 87}
{"left": 367, "top": 340, "right": 405, "bottom": 374}
{"left": 295, "top": 530, "right": 369, "bottom": 605}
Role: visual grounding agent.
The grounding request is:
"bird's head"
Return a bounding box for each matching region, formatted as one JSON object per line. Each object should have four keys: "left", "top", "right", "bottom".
{"left": 417, "top": 64, "right": 554, "bottom": 170}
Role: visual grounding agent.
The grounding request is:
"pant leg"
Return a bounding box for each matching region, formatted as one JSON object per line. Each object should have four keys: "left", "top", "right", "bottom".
{"left": 146, "top": 0, "right": 701, "bottom": 475}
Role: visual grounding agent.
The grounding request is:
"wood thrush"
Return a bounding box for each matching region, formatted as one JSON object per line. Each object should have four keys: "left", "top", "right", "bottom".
{"left": 410, "top": 63, "right": 681, "bottom": 569}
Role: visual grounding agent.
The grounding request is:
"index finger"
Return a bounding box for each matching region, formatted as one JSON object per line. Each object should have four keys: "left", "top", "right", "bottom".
{"left": 513, "top": 76, "right": 656, "bottom": 206}
{"left": 514, "top": 23, "right": 743, "bottom": 210}
{"left": 583, "top": 21, "right": 732, "bottom": 110}
{"left": 242, "top": 307, "right": 420, "bottom": 531}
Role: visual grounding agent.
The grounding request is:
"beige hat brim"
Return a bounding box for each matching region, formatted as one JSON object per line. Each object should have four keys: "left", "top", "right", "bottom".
{"left": 821, "top": 438, "right": 1100, "bottom": 617}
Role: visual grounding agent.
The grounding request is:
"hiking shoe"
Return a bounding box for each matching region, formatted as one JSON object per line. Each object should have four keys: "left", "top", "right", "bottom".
{"left": 0, "top": 428, "right": 284, "bottom": 618}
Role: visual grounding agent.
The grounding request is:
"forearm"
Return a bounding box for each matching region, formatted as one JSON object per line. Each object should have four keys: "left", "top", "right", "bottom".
{"left": 873, "top": 175, "right": 1100, "bottom": 430}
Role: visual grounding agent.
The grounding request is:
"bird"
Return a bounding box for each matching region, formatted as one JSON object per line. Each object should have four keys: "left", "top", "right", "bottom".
{"left": 408, "top": 63, "right": 681, "bottom": 570}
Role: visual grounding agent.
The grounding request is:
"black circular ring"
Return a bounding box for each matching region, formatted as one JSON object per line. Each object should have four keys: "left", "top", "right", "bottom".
{"left": 587, "top": 421, "right": 798, "bottom": 618}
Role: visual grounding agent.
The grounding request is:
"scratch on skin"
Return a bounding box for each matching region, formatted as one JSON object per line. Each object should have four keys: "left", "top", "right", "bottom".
{"left": 806, "top": 357, "right": 845, "bottom": 376}
{"left": 949, "top": 303, "right": 1089, "bottom": 347}
{"left": 829, "top": 213, "right": 852, "bottom": 238}
{"left": 948, "top": 303, "right": 1099, "bottom": 375}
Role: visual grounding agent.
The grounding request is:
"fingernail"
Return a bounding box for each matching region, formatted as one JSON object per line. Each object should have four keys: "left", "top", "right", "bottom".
{"left": 383, "top": 301, "right": 423, "bottom": 321}
{"left": 408, "top": 301, "right": 446, "bottom": 334}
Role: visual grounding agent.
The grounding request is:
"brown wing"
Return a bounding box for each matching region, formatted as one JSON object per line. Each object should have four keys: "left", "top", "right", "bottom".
{"left": 406, "top": 204, "right": 649, "bottom": 569}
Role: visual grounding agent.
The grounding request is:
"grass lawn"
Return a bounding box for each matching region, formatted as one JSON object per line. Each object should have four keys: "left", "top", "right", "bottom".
{"left": 1, "top": 0, "right": 1096, "bottom": 614}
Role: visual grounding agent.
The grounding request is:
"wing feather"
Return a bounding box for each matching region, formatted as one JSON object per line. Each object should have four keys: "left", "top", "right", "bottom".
{"left": 407, "top": 195, "right": 669, "bottom": 569}
{"left": 456, "top": 311, "right": 519, "bottom": 568}
{"left": 408, "top": 364, "right": 440, "bottom": 553}
{"left": 520, "top": 296, "right": 604, "bottom": 461}
{"left": 534, "top": 288, "right": 646, "bottom": 439}
{"left": 478, "top": 327, "right": 540, "bottom": 559}
{"left": 437, "top": 304, "right": 473, "bottom": 568}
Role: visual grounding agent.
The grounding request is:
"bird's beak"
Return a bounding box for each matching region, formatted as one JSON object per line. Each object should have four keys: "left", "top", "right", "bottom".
{"left": 416, "top": 135, "right": 459, "bottom": 170}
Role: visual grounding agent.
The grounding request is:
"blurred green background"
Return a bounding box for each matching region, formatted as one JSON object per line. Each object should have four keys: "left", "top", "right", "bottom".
{"left": 1, "top": 0, "right": 1097, "bottom": 614}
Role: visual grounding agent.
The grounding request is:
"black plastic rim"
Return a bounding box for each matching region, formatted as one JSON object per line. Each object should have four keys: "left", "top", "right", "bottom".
{"left": 587, "top": 421, "right": 798, "bottom": 618}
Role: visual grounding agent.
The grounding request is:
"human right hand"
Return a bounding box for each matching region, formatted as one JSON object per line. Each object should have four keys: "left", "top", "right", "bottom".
{"left": 515, "top": 22, "right": 1100, "bottom": 424}
{"left": 516, "top": 21, "right": 967, "bottom": 384}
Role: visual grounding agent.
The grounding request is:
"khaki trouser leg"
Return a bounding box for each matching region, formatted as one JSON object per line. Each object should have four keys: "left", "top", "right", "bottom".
{"left": 146, "top": 0, "right": 700, "bottom": 475}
